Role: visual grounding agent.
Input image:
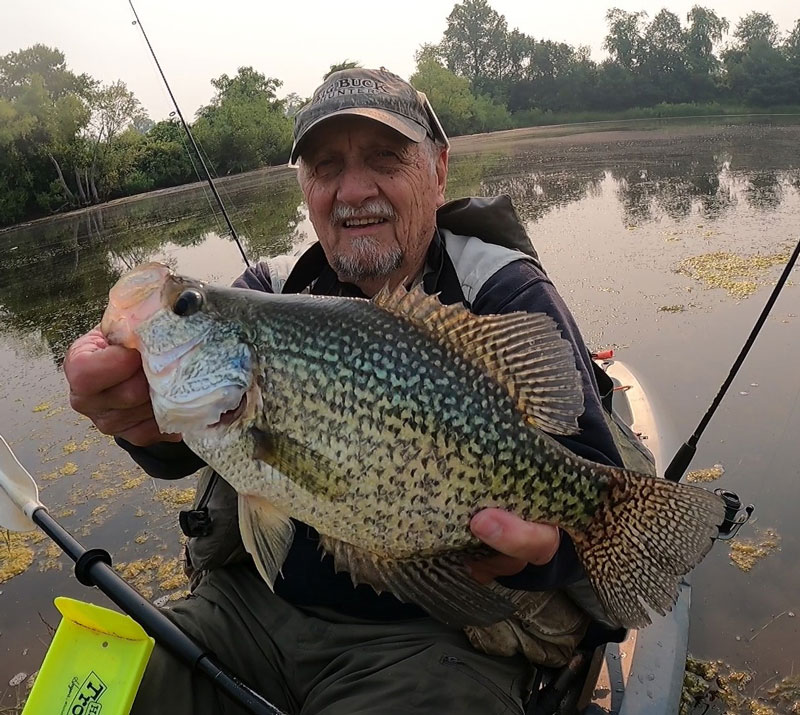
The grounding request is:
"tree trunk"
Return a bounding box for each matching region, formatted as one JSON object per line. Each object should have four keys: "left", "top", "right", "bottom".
{"left": 48, "top": 153, "right": 76, "bottom": 205}
{"left": 90, "top": 174, "right": 100, "bottom": 204}
{"left": 74, "top": 167, "right": 88, "bottom": 205}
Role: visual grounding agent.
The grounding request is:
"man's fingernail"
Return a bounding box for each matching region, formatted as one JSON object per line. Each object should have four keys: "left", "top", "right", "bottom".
{"left": 472, "top": 513, "right": 502, "bottom": 541}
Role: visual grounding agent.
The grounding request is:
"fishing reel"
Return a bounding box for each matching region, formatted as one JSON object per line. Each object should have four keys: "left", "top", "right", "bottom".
{"left": 713, "top": 489, "right": 754, "bottom": 541}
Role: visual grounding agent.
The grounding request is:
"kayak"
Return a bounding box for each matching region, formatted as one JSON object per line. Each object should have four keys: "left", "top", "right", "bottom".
{"left": 527, "top": 358, "right": 688, "bottom": 715}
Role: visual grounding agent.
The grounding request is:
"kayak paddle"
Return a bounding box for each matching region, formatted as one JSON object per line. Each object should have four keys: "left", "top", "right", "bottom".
{"left": 0, "top": 434, "right": 285, "bottom": 715}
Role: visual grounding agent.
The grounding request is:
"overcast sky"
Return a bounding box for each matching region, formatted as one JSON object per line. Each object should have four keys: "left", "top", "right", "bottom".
{"left": 3, "top": 0, "right": 798, "bottom": 121}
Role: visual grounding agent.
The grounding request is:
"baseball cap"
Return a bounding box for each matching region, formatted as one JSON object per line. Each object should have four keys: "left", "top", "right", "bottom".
{"left": 290, "top": 67, "right": 449, "bottom": 164}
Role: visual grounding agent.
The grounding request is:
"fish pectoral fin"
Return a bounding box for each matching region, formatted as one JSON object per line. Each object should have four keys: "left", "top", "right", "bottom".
{"left": 250, "top": 427, "right": 346, "bottom": 499}
{"left": 238, "top": 494, "right": 295, "bottom": 589}
{"left": 372, "top": 283, "right": 584, "bottom": 436}
{"left": 319, "top": 535, "right": 516, "bottom": 628}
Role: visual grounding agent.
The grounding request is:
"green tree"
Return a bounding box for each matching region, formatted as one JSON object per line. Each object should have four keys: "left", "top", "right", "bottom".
{"left": 411, "top": 53, "right": 510, "bottom": 135}
{"left": 194, "top": 66, "right": 292, "bottom": 174}
{"left": 323, "top": 61, "right": 362, "bottom": 80}
{"left": 723, "top": 12, "right": 791, "bottom": 106}
{"left": 0, "top": 44, "right": 93, "bottom": 100}
{"left": 684, "top": 6, "right": 729, "bottom": 99}
{"left": 733, "top": 11, "right": 781, "bottom": 48}
{"left": 411, "top": 56, "right": 477, "bottom": 135}
{"left": 80, "top": 80, "right": 149, "bottom": 202}
{"left": 0, "top": 45, "right": 94, "bottom": 219}
{"left": 604, "top": 8, "right": 647, "bottom": 71}
{"left": 283, "top": 92, "right": 306, "bottom": 117}
{"left": 440, "top": 0, "right": 510, "bottom": 93}
{"left": 639, "top": 10, "right": 690, "bottom": 103}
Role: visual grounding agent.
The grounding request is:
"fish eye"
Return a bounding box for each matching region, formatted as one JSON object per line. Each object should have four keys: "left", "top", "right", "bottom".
{"left": 173, "top": 289, "right": 203, "bottom": 316}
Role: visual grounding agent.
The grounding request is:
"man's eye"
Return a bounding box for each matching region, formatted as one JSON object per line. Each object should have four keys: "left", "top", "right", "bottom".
{"left": 376, "top": 150, "right": 398, "bottom": 159}
{"left": 314, "top": 159, "right": 338, "bottom": 175}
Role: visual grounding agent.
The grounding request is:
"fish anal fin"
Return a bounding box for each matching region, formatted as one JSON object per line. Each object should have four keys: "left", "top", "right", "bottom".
{"left": 318, "top": 534, "right": 516, "bottom": 627}
{"left": 238, "top": 494, "right": 294, "bottom": 589}
{"left": 569, "top": 472, "right": 725, "bottom": 628}
{"left": 373, "top": 283, "right": 584, "bottom": 436}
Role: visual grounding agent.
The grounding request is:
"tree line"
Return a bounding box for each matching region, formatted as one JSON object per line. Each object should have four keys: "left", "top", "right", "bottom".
{"left": 1, "top": 4, "right": 799, "bottom": 227}
{"left": 411, "top": 1, "right": 800, "bottom": 135}
{"left": 0, "top": 45, "right": 296, "bottom": 227}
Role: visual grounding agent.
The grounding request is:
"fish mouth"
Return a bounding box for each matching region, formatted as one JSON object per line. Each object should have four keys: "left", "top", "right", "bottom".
{"left": 210, "top": 392, "right": 248, "bottom": 428}
{"left": 102, "top": 262, "right": 173, "bottom": 348}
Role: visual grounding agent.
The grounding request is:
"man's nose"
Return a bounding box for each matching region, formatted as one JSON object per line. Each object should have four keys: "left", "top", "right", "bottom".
{"left": 336, "top": 163, "right": 379, "bottom": 206}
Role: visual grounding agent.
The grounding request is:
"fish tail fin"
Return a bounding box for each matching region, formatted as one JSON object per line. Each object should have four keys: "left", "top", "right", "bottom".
{"left": 238, "top": 494, "right": 295, "bottom": 589}
{"left": 570, "top": 470, "right": 725, "bottom": 628}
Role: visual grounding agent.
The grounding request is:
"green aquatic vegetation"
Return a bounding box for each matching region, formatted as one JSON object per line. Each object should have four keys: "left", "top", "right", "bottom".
{"left": 62, "top": 438, "right": 94, "bottom": 455}
{"left": 154, "top": 487, "right": 196, "bottom": 509}
{"left": 680, "top": 657, "right": 797, "bottom": 715}
{"left": 686, "top": 464, "right": 724, "bottom": 483}
{"left": 58, "top": 462, "right": 78, "bottom": 477}
{"left": 677, "top": 248, "right": 792, "bottom": 300}
{"left": 115, "top": 554, "right": 187, "bottom": 600}
{"left": 729, "top": 528, "right": 781, "bottom": 572}
{"left": 767, "top": 676, "right": 800, "bottom": 712}
{"left": 0, "top": 531, "right": 35, "bottom": 584}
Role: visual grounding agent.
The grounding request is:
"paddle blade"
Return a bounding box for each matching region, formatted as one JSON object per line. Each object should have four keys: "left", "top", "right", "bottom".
{"left": 0, "top": 435, "right": 41, "bottom": 532}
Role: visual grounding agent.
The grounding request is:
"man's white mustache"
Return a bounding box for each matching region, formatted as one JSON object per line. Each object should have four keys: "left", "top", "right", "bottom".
{"left": 330, "top": 201, "right": 396, "bottom": 226}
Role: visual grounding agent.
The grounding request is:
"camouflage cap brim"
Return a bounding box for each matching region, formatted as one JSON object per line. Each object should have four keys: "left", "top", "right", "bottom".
{"left": 290, "top": 107, "right": 428, "bottom": 164}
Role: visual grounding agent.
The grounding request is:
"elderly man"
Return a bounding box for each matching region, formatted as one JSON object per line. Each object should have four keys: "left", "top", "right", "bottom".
{"left": 64, "top": 68, "right": 631, "bottom": 714}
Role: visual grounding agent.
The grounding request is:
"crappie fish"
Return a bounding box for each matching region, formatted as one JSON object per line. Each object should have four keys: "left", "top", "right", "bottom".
{"left": 101, "top": 262, "right": 725, "bottom": 630}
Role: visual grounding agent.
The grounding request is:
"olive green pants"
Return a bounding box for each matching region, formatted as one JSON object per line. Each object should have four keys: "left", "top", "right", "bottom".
{"left": 131, "top": 563, "right": 531, "bottom": 714}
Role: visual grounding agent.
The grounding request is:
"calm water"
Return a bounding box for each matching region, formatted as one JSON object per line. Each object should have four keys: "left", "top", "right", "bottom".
{"left": 1, "top": 117, "right": 799, "bottom": 711}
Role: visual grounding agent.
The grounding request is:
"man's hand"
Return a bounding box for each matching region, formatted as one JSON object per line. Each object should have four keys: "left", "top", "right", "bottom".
{"left": 468, "top": 508, "right": 560, "bottom": 584}
{"left": 64, "top": 328, "right": 181, "bottom": 447}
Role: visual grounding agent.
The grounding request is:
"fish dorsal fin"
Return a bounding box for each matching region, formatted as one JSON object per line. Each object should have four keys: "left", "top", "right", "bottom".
{"left": 373, "top": 283, "right": 584, "bottom": 436}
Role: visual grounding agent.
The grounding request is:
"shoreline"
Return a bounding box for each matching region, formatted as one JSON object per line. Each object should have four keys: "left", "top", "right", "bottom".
{"left": 3, "top": 111, "right": 799, "bottom": 234}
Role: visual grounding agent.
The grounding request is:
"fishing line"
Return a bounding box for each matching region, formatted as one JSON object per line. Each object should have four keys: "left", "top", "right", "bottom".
{"left": 665, "top": 235, "right": 800, "bottom": 481}
{"left": 169, "top": 111, "right": 230, "bottom": 242}
{"left": 127, "top": 0, "right": 250, "bottom": 268}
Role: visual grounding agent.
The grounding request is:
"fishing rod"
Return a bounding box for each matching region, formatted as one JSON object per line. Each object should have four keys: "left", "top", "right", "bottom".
{"left": 665, "top": 234, "right": 800, "bottom": 483}
{"left": 127, "top": 0, "right": 250, "bottom": 268}
{"left": 0, "top": 436, "right": 284, "bottom": 715}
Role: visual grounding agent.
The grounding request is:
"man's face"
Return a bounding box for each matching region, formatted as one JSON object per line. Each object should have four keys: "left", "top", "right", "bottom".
{"left": 297, "top": 116, "right": 448, "bottom": 295}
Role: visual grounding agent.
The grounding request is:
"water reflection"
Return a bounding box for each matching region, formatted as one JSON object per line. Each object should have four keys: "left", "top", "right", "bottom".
{"left": 0, "top": 173, "right": 304, "bottom": 363}
{"left": 1, "top": 122, "right": 798, "bottom": 369}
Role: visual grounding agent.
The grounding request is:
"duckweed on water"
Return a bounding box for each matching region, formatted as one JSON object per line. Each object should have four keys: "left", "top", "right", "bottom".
{"left": 155, "top": 487, "right": 195, "bottom": 509}
{"left": 123, "top": 474, "right": 148, "bottom": 490}
{"left": 677, "top": 248, "right": 792, "bottom": 299}
{"left": 62, "top": 438, "right": 94, "bottom": 454}
{"left": 686, "top": 464, "right": 725, "bottom": 483}
{"left": 679, "top": 658, "right": 800, "bottom": 715}
{"left": 730, "top": 528, "right": 781, "bottom": 572}
{"left": 0, "top": 531, "right": 34, "bottom": 583}
{"left": 115, "top": 554, "right": 187, "bottom": 600}
{"left": 59, "top": 462, "right": 78, "bottom": 477}
{"left": 767, "top": 676, "right": 800, "bottom": 712}
{"left": 37, "top": 542, "right": 63, "bottom": 572}
{"left": 680, "top": 657, "right": 747, "bottom": 714}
